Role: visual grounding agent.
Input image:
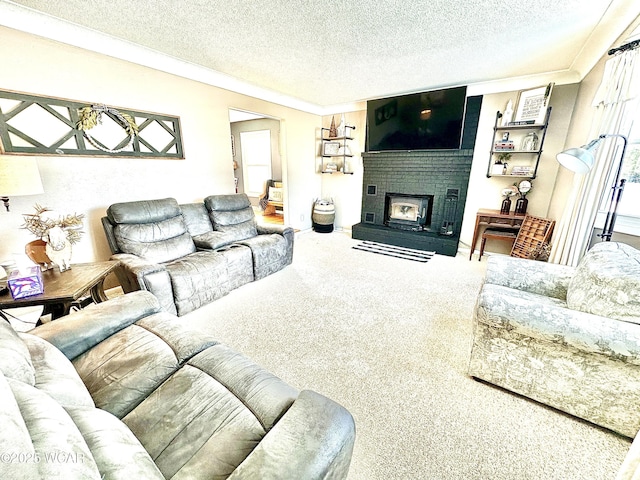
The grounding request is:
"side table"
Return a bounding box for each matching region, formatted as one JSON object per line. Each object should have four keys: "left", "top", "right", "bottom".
{"left": 0, "top": 261, "right": 120, "bottom": 322}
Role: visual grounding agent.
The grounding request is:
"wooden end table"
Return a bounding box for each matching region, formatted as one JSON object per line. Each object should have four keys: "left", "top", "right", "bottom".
{"left": 0, "top": 261, "right": 120, "bottom": 323}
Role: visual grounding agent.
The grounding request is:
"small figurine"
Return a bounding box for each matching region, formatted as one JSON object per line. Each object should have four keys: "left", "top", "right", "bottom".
{"left": 329, "top": 116, "right": 337, "bottom": 138}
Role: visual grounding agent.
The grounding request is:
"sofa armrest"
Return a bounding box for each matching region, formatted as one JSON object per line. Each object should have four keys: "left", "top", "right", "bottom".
{"left": 257, "top": 224, "right": 290, "bottom": 236}
{"left": 110, "top": 253, "right": 165, "bottom": 291}
{"left": 484, "top": 255, "right": 575, "bottom": 300}
{"left": 229, "top": 390, "right": 355, "bottom": 480}
{"left": 476, "top": 283, "right": 640, "bottom": 364}
{"left": 257, "top": 225, "right": 294, "bottom": 264}
{"left": 30, "top": 291, "right": 162, "bottom": 360}
{"left": 192, "top": 231, "right": 239, "bottom": 250}
{"left": 616, "top": 431, "right": 640, "bottom": 480}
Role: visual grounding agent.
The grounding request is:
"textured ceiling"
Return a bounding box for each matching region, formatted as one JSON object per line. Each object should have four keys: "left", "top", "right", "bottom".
{"left": 3, "top": 0, "right": 640, "bottom": 110}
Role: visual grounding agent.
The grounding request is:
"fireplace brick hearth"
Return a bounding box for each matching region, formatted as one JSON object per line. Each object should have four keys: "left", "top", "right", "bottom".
{"left": 352, "top": 149, "right": 473, "bottom": 256}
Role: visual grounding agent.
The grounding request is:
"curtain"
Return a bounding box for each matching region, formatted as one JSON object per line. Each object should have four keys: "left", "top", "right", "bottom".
{"left": 549, "top": 47, "right": 640, "bottom": 266}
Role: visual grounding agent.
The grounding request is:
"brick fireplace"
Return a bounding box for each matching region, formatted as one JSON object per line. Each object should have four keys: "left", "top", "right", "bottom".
{"left": 352, "top": 149, "right": 473, "bottom": 256}
{"left": 352, "top": 95, "right": 481, "bottom": 256}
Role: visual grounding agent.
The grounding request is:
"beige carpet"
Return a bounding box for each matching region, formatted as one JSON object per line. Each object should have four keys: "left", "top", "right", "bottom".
{"left": 178, "top": 231, "right": 630, "bottom": 479}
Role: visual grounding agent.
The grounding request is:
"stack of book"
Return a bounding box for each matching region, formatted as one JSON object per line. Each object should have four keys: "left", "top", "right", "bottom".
{"left": 494, "top": 140, "right": 514, "bottom": 151}
{"left": 511, "top": 166, "right": 533, "bottom": 176}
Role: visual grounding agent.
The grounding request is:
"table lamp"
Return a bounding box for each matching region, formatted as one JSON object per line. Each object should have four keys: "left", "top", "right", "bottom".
{"left": 0, "top": 155, "right": 44, "bottom": 211}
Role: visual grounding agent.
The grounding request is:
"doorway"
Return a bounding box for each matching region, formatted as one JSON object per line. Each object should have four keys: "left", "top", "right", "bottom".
{"left": 229, "top": 109, "right": 284, "bottom": 226}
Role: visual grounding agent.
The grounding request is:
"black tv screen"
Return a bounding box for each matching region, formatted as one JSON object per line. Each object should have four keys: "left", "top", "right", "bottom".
{"left": 366, "top": 86, "right": 467, "bottom": 151}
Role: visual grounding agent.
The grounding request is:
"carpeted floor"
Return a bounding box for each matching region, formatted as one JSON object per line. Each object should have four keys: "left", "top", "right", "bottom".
{"left": 181, "top": 230, "right": 631, "bottom": 479}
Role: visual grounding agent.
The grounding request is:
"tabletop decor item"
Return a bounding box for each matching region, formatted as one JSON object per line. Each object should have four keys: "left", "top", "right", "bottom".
{"left": 500, "top": 185, "right": 518, "bottom": 214}
{"left": 515, "top": 180, "right": 532, "bottom": 214}
{"left": 22, "top": 205, "right": 84, "bottom": 272}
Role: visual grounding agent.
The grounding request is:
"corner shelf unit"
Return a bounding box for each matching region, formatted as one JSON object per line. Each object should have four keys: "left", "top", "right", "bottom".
{"left": 320, "top": 126, "right": 355, "bottom": 174}
{"left": 486, "top": 106, "right": 551, "bottom": 179}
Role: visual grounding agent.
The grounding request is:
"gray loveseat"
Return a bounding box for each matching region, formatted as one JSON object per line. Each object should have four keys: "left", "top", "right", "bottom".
{"left": 0, "top": 291, "right": 355, "bottom": 479}
{"left": 102, "top": 194, "right": 293, "bottom": 316}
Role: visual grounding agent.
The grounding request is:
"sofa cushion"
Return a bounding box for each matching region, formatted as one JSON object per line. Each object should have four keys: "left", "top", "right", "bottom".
{"left": 107, "top": 197, "right": 182, "bottom": 224}
{"left": 20, "top": 333, "right": 94, "bottom": 408}
{"left": 181, "top": 202, "right": 213, "bottom": 237}
{"left": 567, "top": 242, "right": 640, "bottom": 324}
{"left": 108, "top": 198, "right": 196, "bottom": 264}
{"left": 165, "top": 251, "right": 231, "bottom": 315}
{"left": 0, "top": 371, "right": 41, "bottom": 479}
{"left": 205, "top": 194, "right": 258, "bottom": 244}
{"left": 0, "top": 320, "right": 35, "bottom": 385}
{"left": 65, "top": 406, "right": 164, "bottom": 480}
{"left": 239, "top": 234, "right": 289, "bottom": 280}
{"left": 122, "top": 343, "right": 297, "bottom": 479}
{"left": 113, "top": 217, "right": 196, "bottom": 264}
{"left": 7, "top": 377, "right": 103, "bottom": 479}
{"left": 72, "top": 310, "right": 219, "bottom": 418}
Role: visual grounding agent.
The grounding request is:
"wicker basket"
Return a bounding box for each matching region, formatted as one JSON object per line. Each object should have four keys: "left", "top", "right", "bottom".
{"left": 312, "top": 200, "right": 335, "bottom": 233}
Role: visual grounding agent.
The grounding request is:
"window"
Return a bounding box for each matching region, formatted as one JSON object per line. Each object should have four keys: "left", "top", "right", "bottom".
{"left": 595, "top": 97, "right": 640, "bottom": 235}
{"left": 240, "top": 130, "right": 272, "bottom": 197}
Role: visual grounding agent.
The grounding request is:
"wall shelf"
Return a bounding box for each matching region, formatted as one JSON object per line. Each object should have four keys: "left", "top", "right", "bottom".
{"left": 486, "top": 107, "right": 551, "bottom": 179}
{"left": 320, "top": 127, "right": 355, "bottom": 174}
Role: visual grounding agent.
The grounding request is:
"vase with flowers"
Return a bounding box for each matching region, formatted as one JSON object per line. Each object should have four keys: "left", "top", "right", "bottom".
{"left": 22, "top": 205, "right": 84, "bottom": 272}
{"left": 515, "top": 180, "right": 532, "bottom": 214}
{"left": 500, "top": 185, "right": 518, "bottom": 214}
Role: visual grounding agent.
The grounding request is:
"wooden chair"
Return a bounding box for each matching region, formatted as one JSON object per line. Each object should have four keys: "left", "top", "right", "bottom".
{"left": 510, "top": 214, "right": 555, "bottom": 259}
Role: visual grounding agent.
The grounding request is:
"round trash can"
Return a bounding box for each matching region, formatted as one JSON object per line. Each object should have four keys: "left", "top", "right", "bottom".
{"left": 312, "top": 199, "right": 335, "bottom": 233}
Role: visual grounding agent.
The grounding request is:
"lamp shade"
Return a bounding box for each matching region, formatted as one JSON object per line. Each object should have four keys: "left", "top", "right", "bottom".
{"left": 556, "top": 147, "right": 595, "bottom": 174}
{"left": 0, "top": 155, "right": 44, "bottom": 196}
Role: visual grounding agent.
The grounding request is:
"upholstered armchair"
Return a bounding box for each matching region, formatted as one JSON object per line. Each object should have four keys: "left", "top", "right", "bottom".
{"left": 102, "top": 198, "right": 252, "bottom": 316}
{"left": 469, "top": 242, "right": 640, "bottom": 439}
{"left": 187, "top": 193, "right": 294, "bottom": 280}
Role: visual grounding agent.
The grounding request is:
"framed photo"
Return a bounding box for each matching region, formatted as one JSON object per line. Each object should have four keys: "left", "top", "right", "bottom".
{"left": 323, "top": 141, "right": 340, "bottom": 155}
{"left": 512, "top": 83, "right": 554, "bottom": 125}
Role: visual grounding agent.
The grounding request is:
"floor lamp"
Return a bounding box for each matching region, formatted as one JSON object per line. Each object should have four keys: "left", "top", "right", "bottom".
{"left": 556, "top": 134, "right": 628, "bottom": 241}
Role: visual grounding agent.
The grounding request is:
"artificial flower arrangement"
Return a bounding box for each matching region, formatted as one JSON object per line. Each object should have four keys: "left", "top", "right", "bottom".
{"left": 22, "top": 205, "right": 84, "bottom": 271}
{"left": 499, "top": 185, "right": 519, "bottom": 214}
{"left": 22, "top": 205, "right": 84, "bottom": 244}
{"left": 501, "top": 185, "right": 519, "bottom": 198}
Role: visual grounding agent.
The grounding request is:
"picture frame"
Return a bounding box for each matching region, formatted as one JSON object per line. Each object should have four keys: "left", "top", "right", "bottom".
{"left": 512, "top": 83, "right": 554, "bottom": 125}
{"left": 323, "top": 141, "right": 340, "bottom": 155}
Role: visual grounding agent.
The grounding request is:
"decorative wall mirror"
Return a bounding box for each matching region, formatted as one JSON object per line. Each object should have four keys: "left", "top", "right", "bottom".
{"left": 0, "top": 89, "right": 184, "bottom": 158}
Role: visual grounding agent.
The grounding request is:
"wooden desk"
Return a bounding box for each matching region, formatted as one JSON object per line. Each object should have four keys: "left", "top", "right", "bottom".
{"left": 469, "top": 209, "right": 526, "bottom": 260}
{"left": 0, "top": 261, "right": 119, "bottom": 321}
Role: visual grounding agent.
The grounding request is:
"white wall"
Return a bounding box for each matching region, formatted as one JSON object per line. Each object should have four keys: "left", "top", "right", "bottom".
{"left": 323, "top": 88, "right": 580, "bottom": 255}
{"left": 0, "top": 26, "right": 321, "bottom": 267}
{"left": 460, "top": 84, "right": 579, "bottom": 255}
{"left": 319, "top": 110, "right": 366, "bottom": 230}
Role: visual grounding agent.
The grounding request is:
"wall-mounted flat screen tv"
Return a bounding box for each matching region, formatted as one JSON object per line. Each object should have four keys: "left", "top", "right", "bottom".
{"left": 366, "top": 86, "right": 467, "bottom": 151}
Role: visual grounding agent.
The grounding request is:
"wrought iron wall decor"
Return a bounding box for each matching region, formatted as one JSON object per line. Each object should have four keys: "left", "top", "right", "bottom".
{"left": 0, "top": 90, "right": 184, "bottom": 158}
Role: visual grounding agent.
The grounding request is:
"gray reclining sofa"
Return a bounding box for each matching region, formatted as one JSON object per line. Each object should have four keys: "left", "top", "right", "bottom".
{"left": 0, "top": 291, "right": 355, "bottom": 479}
{"left": 102, "top": 194, "right": 293, "bottom": 316}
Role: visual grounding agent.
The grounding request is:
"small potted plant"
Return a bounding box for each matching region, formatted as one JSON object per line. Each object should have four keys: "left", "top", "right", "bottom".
{"left": 492, "top": 152, "right": 511, "bottom": 175}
